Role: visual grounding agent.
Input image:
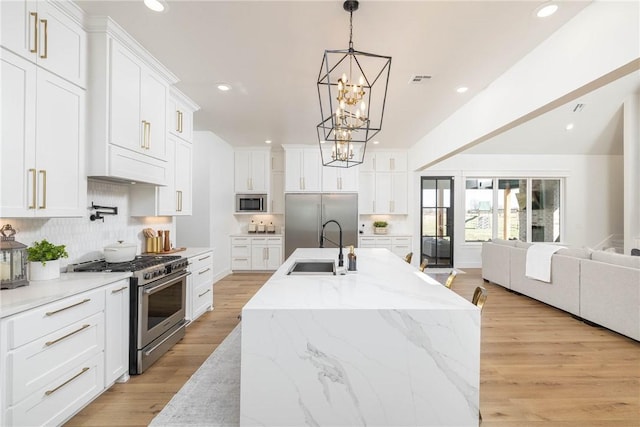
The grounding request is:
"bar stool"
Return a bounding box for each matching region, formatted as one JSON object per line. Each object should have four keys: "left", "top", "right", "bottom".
{"left": 472, "top": 286, "right": 488, "bottom": 311}
{"left": 419, "top": 258, "right": 428, "bottom": 272}
{"left": 404, "top": 252, "right": 413, "bottom": 264}
{"left": 443, "top": 270, "right": 457, "bottom": 289}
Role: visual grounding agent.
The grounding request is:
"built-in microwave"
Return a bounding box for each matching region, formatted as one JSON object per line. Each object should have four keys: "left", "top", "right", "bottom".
{"left": 236, "top": 194, "right": 267, "bottom": 212}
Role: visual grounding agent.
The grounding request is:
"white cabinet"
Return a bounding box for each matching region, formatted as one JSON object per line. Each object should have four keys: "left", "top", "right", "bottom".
{"left": 359, "top": 171, "right": 407, "bottom": 215}
{"left": 109, "top": 39, "right": 167, "bottom": 161}
{"left": 1, "top": 47, "right": 86, "bottom": 218}
{"left": 271, "top": 172, "right": 285, "bottom": 214}
{"left": 130, "top": 136, "right": 193, "bottom": 216}
{"left": 321, "top": 165, "right": 359, "bottom": 192}
{"left": 86, "top": 19, "right": 177, "bottom": 185}
{"left": 235, "top": 149, "right": 270, "bottom": 193}
{"left": 186, "top": 251, "right": 214, "bottom": 323}
{"left": 104, "top": 279, "right": 129, "bottom": 386}
{"left": 231, "top": 236, "right": 252, "bottom": 270}
{"left": 250, "top": 236, "right": 283, "bottom": 270}
{"left": 1, "top": 0, "right": 86, "bottom": 88}
{"left": 167, "top": 88, "right": 198, "bottom": 143}
{"left": 359, "top": 236, "right": 412, "bottom": 259}
{"left": 284, "top": 147, "right": 322, "bottom": 192}
{"left": 231, "top": 236, "right": 283, "bottom": 271}
{"left": 0, "top": 288, "right": 106, "bottom": 426}
{"left": 361, "top": 150, "right": 407, "bottom": 172}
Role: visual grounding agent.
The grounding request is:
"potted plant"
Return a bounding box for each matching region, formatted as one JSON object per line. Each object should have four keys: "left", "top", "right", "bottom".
{"left": 27, "top": 239, "right": 68, "bottom": 281}
{"left": 373, "top": 221, "right": 388, "bottom": 235}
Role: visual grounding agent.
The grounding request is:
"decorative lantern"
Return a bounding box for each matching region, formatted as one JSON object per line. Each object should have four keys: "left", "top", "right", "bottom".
{"left": 1, "top": 224, "right": 29, "bottom": 289}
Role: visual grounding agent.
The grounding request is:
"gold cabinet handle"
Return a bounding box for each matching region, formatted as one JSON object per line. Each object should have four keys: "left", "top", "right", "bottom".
{"left": 176, "top": 110, "right": 181, "bottom": 133}
{"left": 111, "top": 286, "right": 128, "bottom": 294}
{"left": 39, "top": 169, "right": 47, "bottom": 209}
{"left": 198, "top": 267, "right": 211, "bottom": 275}
{"left": 45, "top": 324, "right": 90, "bottom": 347}
{"left": 198, "top": 288, "right": 211, "bottom": 298}
{"left": 29, "top": 12, "right": 38, "bottom": 53}
{"left": 146, "top": 121, "right": 151, "bottom": 149}
{"left": 28, "top": 168, "right": 36, "bottom": 209}
{"left": 198, "top": 255, "right": 211, "bottom": 261}
{"left": 177, "top": 110, "right": 183, "bottom": 133}
{"left": 46, "top": 298, "right": 90, "bottom": 316}
{"left": 45, "top": 367, "right": 90, "bottom": 396}
{"left": 39, "top": 19, "right": 48, "bottom": 59}
{"left": 141, "top": 121, "right": 147, "bottom": 149}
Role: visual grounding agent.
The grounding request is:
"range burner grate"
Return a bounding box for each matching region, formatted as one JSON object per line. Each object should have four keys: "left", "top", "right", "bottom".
{"left": 70, "top": 255, "right": 182, "bottom": 272}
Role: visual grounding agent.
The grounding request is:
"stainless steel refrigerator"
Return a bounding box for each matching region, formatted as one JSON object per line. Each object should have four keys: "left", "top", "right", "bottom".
{"left": 285, "top": 193, "right": 358, "bottom": 259}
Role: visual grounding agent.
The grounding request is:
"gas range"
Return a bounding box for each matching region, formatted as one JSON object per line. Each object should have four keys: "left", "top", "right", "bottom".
{"left": 68, "top": 255, "right": 189, "bottom": 286}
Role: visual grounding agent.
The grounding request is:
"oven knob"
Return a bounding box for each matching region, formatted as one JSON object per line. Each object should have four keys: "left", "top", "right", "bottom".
{"left": 144, "top": 272, "right": 151, "bottom": 280}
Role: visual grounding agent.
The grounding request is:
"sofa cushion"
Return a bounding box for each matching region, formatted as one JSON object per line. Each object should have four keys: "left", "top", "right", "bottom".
{"left": 491, "top": 238, "right": 518, "bottom": 247}
{"left": 515, "top": 241, "right": 532, "bottom": 249}
{"left": 556, "top": 247, "right": 593, "bottom": 259}
{"left": 591, "top": 251, "right": 640, "bottom": 269}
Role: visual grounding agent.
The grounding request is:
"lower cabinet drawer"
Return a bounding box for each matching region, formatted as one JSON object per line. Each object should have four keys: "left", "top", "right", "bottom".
{"left": 193, "top": 282, "right": 213, "bottom": 318}
{"left": 6, "top": 352, "right": 105, "bottom": 427}
{"left": 5, "top": 288, "right": 105, "bottom": 350}
{"left": 7, "top": 312, "right": 105, "bottom": 405}
{"left": 232, "top": 244, "right": 250, "bottom": 258}
{"left": 190, "top": 252, "right": 213, "bottom": 273}
{"left": 232, "top": 257, "right": 251, "bottom": 270}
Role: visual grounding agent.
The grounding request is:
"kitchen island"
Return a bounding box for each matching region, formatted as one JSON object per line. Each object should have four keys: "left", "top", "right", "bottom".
{"left": 240, "top": 248, "right": 480, "bottom": 427}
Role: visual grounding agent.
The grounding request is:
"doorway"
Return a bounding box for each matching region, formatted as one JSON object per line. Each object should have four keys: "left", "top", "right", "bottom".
{"left": 421, "top": 177, "right": 454, "bottom": 268}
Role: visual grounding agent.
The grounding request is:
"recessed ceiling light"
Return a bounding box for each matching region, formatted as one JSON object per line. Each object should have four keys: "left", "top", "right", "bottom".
{"left": 565, "top": 123, "right": 574, "bottom": 131}
{"left": 265, "top": 140, "right": 272, "bottom": 144}
{"left": 456, "top": 86, "right": 468, "bottom": 93}
{"left": 217, "top": 83, "right": 232, "bottom": 92}
{"left": 320, "top": 140, "right": 326, "bottom": 144}
{"left": 536, "top": 2, "right": 558, "bottom": 18}
{"left": 372, "top": 140, "right": 380, "bottom": 145}
{"left": 144, "top": 0, "right": 166, "bottom": 12}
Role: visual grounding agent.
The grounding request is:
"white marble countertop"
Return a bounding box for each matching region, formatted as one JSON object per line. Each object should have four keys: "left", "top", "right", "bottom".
{"left": 243, "top": 248, "right": 475, "bottom": 311}
{"left": 0, "top": 272, "right": 132, "bottom": 319}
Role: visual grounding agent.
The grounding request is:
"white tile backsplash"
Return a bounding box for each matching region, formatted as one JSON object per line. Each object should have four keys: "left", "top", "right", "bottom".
{"left": 0, "top": 180, "right": 174, "bottom": 269}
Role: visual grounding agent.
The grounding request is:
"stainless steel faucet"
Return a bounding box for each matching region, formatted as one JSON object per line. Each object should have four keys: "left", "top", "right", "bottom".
{"left": 320, "top": 219, "right": 344, "bottom": 267}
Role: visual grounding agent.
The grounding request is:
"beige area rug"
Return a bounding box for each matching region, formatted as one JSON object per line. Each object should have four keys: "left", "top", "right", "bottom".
{"left": 150, "top": 324, "right": 242, "bottom": 427}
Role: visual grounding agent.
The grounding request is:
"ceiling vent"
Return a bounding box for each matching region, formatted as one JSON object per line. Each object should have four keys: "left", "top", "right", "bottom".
{"left": 573, "top": 103, "right": 585, "bottom": 113}
{"left": 408, "top": 74, "right": 432, "bottom": 84}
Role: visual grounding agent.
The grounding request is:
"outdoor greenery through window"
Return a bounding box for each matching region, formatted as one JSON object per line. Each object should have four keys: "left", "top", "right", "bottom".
{"left": 465, "top": 177, "right": 562, "bottom": 243}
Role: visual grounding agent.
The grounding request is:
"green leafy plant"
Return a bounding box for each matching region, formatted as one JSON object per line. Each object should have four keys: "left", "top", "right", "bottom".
{"left": 27, "top": 239, "right": 68, "bottom": 266}
{"left": 373, "top": 221, "right": 388, "bottom": 228}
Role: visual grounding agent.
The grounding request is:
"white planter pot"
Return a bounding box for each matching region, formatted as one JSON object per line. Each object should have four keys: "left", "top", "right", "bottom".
{"left": 374, "top": 227, "right": 388, "bottom": 235}
{"left": 29, "top": 259, "right": 61, "bottom": 281}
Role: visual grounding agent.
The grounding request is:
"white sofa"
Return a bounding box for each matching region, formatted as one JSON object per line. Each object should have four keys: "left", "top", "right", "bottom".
{"left": 482, "top": 239, "right": 640, "bottom": 341}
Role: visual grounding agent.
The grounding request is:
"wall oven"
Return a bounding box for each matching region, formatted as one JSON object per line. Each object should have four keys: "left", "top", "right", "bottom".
{"left": 236, "top": 194, "right": 267, "bottom": 212}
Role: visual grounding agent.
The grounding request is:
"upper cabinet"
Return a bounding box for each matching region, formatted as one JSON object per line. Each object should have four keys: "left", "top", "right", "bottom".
{"left": 283, "top": 146, "right": 322, "bottom": 192}
{"left": 321, "top": 165, "right": 359, "bottom": 192}
{"left": 1, "top": 0, "right": 86, "bottom": 88}
{"left": 167, "top": 89, "right": 197, "bottom": 143}
{"left": 1, "top": 0, "right": 87, "bottom": 219}
{"left": 86, "top": 17, "right": 179, "bottom": 186}
{"left": 234, "top": 148, "right": 270, "bottom": 194}
{"left": 361, "top": 150, "right": 407, "bottom": 172}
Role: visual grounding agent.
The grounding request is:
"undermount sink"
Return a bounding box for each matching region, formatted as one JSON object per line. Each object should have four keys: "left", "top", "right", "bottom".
{"left": 287, "top": 260, "right": 336, "bottom": 275}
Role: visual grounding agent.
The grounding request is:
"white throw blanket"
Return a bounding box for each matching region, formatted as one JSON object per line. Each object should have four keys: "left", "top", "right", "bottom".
{"left": 525, "top": 244, "right": 565, "bottom": 282}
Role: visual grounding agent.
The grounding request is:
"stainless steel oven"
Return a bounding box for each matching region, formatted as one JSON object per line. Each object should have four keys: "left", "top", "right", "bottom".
{"left": 136, "top": 269, "right": 188, "bottom": 372}
{"left": 236, "top": 193, "right": 267, "bottom": 212}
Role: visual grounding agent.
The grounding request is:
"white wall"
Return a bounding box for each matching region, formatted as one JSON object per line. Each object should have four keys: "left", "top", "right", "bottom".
{"left": 0, "top": 180, "right": 174, "bottom": 269}
{"left": 413, "top": 154, "right": 624, "bottom": 268}
{"left": 176, "top": 131, "right": 235, "bottom": 281}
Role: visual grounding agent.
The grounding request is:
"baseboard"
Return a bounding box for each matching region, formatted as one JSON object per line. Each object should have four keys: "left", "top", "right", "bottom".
{"left": 212, "top": 269, "right": 232, "bottom": 285}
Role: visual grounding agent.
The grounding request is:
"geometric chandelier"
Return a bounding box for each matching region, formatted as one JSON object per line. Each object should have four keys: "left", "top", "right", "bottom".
{"left": 317, "top": 0, "right": 392, "bottom": 168}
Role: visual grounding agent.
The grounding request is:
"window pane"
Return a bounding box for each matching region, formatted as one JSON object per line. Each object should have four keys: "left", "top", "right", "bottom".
{"left": 497, "top": 179, "right": 527, "bottom": 240}
{"left": 531, "top": 179, "right": 561, "bottom": 242}
{"left": 465, "top": 178, "right": 493, "bottom": 242}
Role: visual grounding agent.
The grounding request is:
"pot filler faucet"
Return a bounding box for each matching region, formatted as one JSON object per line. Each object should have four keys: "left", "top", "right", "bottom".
{"left": 320, "top": 219, "right": 344, "bottom": 267}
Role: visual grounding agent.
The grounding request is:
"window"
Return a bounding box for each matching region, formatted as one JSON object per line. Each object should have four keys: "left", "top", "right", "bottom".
{"left": 465, "top": 177, "right": 562, "bottom": 243}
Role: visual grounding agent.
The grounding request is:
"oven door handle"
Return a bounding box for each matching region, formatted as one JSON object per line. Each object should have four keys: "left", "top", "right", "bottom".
{"left": 144, "top": 271, "right": 190, "bottom": 295}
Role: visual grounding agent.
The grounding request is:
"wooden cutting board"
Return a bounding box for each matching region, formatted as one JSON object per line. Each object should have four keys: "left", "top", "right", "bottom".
{"left": 144, "top": 247, "right": 187, "bottom": 255}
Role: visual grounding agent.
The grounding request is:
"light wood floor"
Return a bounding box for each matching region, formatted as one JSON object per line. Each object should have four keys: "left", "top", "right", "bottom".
{"left": 66, "top": 269, "right": 640, "bottom": 426}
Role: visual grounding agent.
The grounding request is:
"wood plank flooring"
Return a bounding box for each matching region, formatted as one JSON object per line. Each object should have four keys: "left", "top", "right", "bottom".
{"left": 65, "top": 269, "right": 640, "bottom": 426}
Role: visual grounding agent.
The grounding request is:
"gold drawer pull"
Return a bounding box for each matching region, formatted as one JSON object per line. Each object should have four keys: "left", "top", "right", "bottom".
{"left": 111, "top": 286, "right": 128, "bottom": 294}
{"left": 198, "top": 288, "right": 211, "bottom": 298}
{"left": 198, "top": 267, "right": 211, "bottom": 275}
{"left": 39, "top": 18, "right": 48, "bottom": 59}
{"left": 46, "top": 298, "right": 90, "bottom": 316}
{"left": 198, "top": 255, "right": 211, "bottom": 261}
{"left": 29, "top": 12, "right": 38, "bottom": 53}
{"left": 38, "top": 169, "right": 47, "bottom": 209}
{"left": 45, "top": 367, "right": 90, "bottom": 396}
{"left": 45, "top": 324, "right": 90, "bottom": 346}
{"left": 28, "top": 168, "right": 37, "bottom": 209}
